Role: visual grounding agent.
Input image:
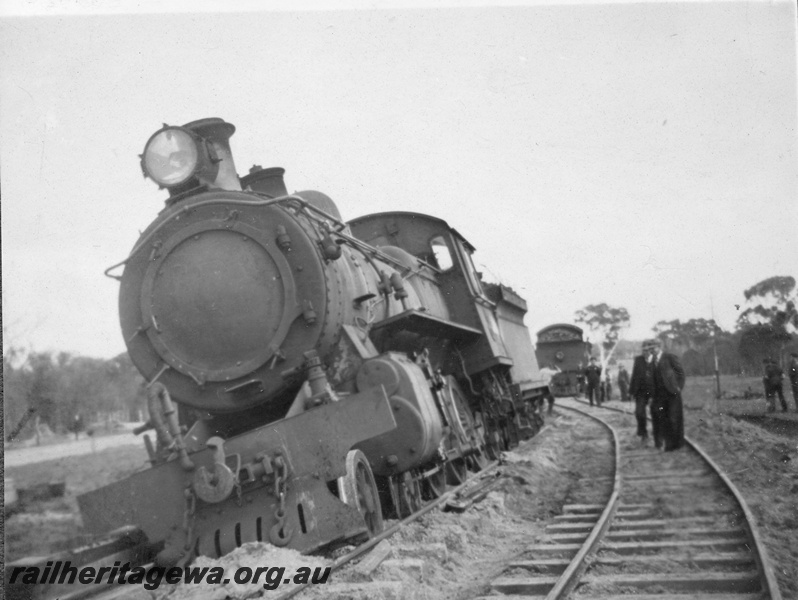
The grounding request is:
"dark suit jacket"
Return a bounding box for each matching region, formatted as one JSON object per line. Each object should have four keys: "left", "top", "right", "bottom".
{"left": 654, "top": 352, "right": 685, "bottom": 397}
{"left": 628, "top": 355, "right": 649, "bottom": 398}
{"left": 584, "top": 365, "right": 602, "bottom": 386}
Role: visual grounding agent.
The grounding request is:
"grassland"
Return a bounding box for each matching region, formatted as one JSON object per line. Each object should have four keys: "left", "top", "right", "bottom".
{"left": 683, "top": 374, "right": 764, "bottom": 408}
{"left": 4, "top": 443, "right": 150, "bottom": 561}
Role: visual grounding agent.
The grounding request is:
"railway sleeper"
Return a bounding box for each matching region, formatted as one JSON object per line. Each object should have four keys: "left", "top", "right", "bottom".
{"left": 581, "top": 470, "right": 711, "bottom": 483}
{"left": 491, "top": 569, "right": 762, "bottom": 596}
{"left": 611, "top": 509, "right": 660, "bottom": 520}
{"left": 552, "top": 513, "right": 605, "bottom": 523}
{"left": 621, "top": 480, "right": 720, "bottom": 490}
{"left": 509, "top": 551, "right": 756, "bottom": 574}
{"left": 553, "top": 510, "right": 657, "bottom": 523}
{"left": 623, "top": 450, "right": 668, "bottom": 458}
{"left": 578, "top": 570, "right": 763, "bottom": 593}
{"left": 600, "top": 537, "right": 750, "bottom": 554}
{"left": 623, "top": 475, "right": 717, "bottom": 485}
{"left": 547, "top": 526, "right": 746, "bottom": 544}
{"left": 476, "top": 595, "right": 763, "bottom": 600}
{"left": 563, "top": 503, "right": 653, "bottom": 513}
{"left": 547, "top": 516, "right": 722, "bottom": 533}
{"left": 611, "top": 517, "right": 725, "bottom": 529}
{"left": 622, "top": 469, "right": 711, "bottom": 480}
{"left": 563, "top": 595, "right": 764, "bottom": 600}
{"left": 524, "top": 543, "right": 583, "bottom": 558}
{"left": 604, "top": 526, "right": 746, "bottom": 541}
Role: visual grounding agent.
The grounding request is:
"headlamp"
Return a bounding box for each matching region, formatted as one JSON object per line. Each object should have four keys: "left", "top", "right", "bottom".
{"left": 141, "top": 126, "right": 201, "bottom": 187}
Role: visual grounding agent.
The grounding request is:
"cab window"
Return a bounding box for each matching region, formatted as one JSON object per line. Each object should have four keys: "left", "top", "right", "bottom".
{"left": 430, "top": 236, "right": 454, "bottom": 271}
{"left": 459, "top": 243, "right": 485, "bottom": 296}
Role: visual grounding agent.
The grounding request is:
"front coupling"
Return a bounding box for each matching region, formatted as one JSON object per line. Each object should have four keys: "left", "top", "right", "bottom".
{"left": 192, "top": 436, "right": 236, "bottom": 503}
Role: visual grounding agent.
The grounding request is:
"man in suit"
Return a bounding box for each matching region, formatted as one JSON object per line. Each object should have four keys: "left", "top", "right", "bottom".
{"left": 629, "top": 340, "right": 659, "bottom": 447}
{"left": 584, "top": 357, "right": 602, "bottom": 407}
{"left": 650, "top": 338, "right": 686, "bottom": 451}
{"left": 762, "top": 357, "right": 787, "bottom": 413}
{"left": 617, "top": 364, "right": 630, "bottom": 402}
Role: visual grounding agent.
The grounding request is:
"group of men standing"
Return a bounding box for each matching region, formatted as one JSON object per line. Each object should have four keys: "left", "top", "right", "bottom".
{"left": 574, "top": 341, "right": 797, "bottom": 451}
{"left": 581, "top": 359, "right": 629, "bottom": 406}
{"left": 628, "top": 338, "right": 686, "bottom": 451}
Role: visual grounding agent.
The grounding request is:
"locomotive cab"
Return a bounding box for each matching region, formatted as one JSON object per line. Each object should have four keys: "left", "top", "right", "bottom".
{"left": 348, "top": 212, "right": 545, "bottom": 386}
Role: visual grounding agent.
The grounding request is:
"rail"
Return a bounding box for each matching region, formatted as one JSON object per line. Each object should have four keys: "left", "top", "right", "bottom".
{"left": 543, "top": 403, "right": 620, "bottom": 600}
{"left": 567, "top": 397, "right": 782, "bottom": 600}
{"left": 583, "top": 397, "right": 783, "bottom": 600}
{"left": 485, "top": 398, "right": 783, "bottom": 599}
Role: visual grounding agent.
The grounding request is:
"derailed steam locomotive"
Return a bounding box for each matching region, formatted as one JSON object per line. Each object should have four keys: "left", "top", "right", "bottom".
{"left": 80, "top": 118, "right": 549, "bottom": 566}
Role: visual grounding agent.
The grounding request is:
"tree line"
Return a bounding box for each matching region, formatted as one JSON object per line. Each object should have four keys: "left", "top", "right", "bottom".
{"left": 576, "top": 275, "right": 798, "bottom": 376}
{"left": 3, "top": 349, "right": 147, "bottom": 442}
{"left": 653, "top": 275, "right": 797, "bottom": 375}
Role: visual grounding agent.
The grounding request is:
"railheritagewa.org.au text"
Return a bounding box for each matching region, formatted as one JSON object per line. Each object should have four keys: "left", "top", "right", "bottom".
{"left": 8, "top": 561, "right": 332, "bottom": 591}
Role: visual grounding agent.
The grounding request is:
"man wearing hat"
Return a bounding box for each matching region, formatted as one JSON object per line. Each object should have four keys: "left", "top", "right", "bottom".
{"left": 629, "top": 339, "right": 660, "bottom": 447}
{"left": 789, "top": 352, "right": 798, "bottom": 411}
{"left": 583, "top": 357, "right": 602, "bottom": 407}
{"left": 649, "top": 338, "right": 686, "bottom": 451}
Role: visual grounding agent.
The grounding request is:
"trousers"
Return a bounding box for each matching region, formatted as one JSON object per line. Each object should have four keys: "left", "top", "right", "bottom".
{"left": 649, "top": 399, "right": 665, "bottom": 449}
{"left": 765, "top": 383, "right": 787, "bottom": 412}
{"left": 634, "top": 395, "right": 649, "bottom": 437}
{"left": 657, "top": 393, "right": 684, "bottom": 451}
{"left": 587, "top": 384, "right": 600, "bottom": 406}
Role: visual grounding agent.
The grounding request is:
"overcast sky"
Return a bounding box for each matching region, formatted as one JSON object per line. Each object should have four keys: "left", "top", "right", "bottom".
{"left": 1, "top": 0, "right": 796, "bottom": 359}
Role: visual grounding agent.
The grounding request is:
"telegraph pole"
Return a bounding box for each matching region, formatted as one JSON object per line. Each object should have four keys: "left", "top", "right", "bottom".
{"left": 710, "top": 293, "right": 722, "bottom": 399}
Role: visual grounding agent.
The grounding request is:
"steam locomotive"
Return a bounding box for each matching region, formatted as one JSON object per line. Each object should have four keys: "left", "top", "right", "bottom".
{"left": 80, "top": 118, "right": 549, "bottom": 567}
{"left": 535, "top": 324, "right": 591, "bottom": 397}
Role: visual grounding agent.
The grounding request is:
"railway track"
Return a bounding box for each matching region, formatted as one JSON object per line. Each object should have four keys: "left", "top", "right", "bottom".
{"left": 481, "top": 397, "right": 783, "bottom": 600}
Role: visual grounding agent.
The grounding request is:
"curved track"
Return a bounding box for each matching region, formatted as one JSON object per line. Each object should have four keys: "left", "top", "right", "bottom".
{"left": 483, "top": 397, "right": 782, "bottom": 600}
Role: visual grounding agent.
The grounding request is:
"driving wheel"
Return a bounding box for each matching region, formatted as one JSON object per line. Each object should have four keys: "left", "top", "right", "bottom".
{"left": 422, "top": 466, "right": 447, "bottom": 500}
{"left": 445, "top": 458, "right": 468, "bottom": 485}
{"left": 337, "top": 450, "right": 384, "bottom": 537}
{"left": 389, "top": 472, "right": 423, "bottom": 519}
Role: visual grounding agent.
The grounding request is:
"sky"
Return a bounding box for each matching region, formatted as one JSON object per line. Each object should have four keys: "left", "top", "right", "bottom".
{"left": 1, "top": 0, "right": 796, "bottom": 359}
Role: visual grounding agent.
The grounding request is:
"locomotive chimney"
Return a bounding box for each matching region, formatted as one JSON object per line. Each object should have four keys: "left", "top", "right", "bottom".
{"left": 183, "top": 118, "right": 242, "bottom": 192}
{"left": 242, "top": 166, "right": 288, "bottom": 198}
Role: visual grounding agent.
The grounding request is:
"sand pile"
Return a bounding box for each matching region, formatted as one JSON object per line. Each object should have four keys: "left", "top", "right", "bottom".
{"left": 155, "top": 543, "right": 328, "bottom": 600}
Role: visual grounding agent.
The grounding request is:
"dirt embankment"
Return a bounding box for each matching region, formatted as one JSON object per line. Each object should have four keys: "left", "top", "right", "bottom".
{"left": 685, "top": 408, "right": 798, "bottom": 598}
